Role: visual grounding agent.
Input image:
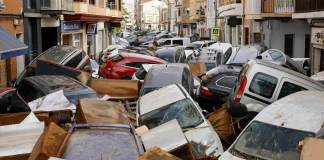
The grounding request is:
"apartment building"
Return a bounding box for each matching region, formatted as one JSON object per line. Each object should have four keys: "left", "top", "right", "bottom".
{"left": 245, "top": 0, "right": 310, "bottom": 59}
{"left": 140, "top": 0, "right": 164, "bottom": 30}
{"left": 0, "top": 0, "right": 27, "bottom": 87}
{"left": 217, "top": 0, "right": 243, "bottom": 45}
{"left": 63, "top": 0, "right": 122, "bottom": 59}
{"left": 293, "top": 0, "right": 324, "bottom": 74}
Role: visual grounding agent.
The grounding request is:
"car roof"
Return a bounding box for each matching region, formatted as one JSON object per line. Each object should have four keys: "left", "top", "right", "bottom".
{"left": 144, "top": 64, "right": 188, "bottom": 88}
{"left": 253, "top": 91, "right": 324, "bottom": 133}
{"left": 24, "top": 75, "right": 89, "bottom": 94}
{"left": 206, "top": 65, "right": 241, "bottom": 78}
{"left": 119, "top": 53, "right": 165, "bottom": 62}
{"left": 139, "top": 84, "right": 187, "bottom": 115}
{"left": 208, "top": 43, "right": 232, "bottom": 52}
{"left": 250, "top": 60, "right": 324, "bottom": 87}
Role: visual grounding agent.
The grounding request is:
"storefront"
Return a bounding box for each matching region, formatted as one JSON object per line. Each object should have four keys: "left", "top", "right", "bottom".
{"left": 61, "top": 21, "right": 83, "bottom": 49}
{"left": 311, "top": 27, "right": 324, "bottom": 74}
{"left": 0, "top": 27, "right": 28, "bottom": 87}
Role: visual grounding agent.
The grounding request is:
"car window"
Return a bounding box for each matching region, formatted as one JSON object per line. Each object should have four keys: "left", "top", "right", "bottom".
{"left": 224, "top": 48, "right": 232, "bottom": 63}
{"left": 164, "top": 40, "right": 171, "bottom": 45}
{"left": 179, "top": 52, "right": 187, "bottom": 63}
{"left": 249, "top": 73, "right": 278, "bottom": 99}
{"left": 135, "top": 68, "right": 147, "bottom": 80}
{"left": 65, "top": 52, "right": 83, "bottom": 68}
{"left": 125, "top": 62, "right": 143, "bottom": 68}
{"left": 173, "top": 40, "right": 183, "bottom": 45}
{"left": 110, "top": 55, "right": 124, "bottom": 62}
{"left": 18, "top": 81, "right": 44, "bottom": 103}
{"left": 278, "top": 81, "right": 307, "bottom": 99}
{"left": 140, "top": 98, "right": 204, "bottom": 129}
{"left": 269, "top": 50, "right": 285, "bottom": 63}
{"left": 216, "top": 76, "right": 238, "bottom": 89}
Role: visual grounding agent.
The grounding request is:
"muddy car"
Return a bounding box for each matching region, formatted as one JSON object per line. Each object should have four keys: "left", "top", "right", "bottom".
{"left": 17, "top": 75, "right": 97, "bottom": 105}
{"left": 137, "top": 84, "right": 224, "bottom": 157}
{"left": 220, "top": 91, "right": 324, "bottom": 160}
{"left": 62, "top": 124, "right": 144, "bottom": 160}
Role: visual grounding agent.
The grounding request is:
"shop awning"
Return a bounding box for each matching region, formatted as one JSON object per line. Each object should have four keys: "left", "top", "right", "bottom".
{"left": 0, "top": 27, "right": 28, "bottom": 60}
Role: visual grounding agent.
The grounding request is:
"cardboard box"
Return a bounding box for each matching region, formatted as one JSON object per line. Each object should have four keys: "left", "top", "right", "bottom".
{"left": 76, "top": 99, "right": 130, "bottom": 124}
{"left": 300, "top": 138, "right": 324, "bottom": 160}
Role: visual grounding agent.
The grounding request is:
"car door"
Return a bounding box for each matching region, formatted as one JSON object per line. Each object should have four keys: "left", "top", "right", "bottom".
{"left": 274, "top": 78, "right": 310, "bottom": 100}
{"left": 241, "top": 72, "right": 279, "bottom": 106}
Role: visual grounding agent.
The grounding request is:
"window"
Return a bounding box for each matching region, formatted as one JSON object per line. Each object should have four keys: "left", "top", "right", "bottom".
{"left": 216, "top": 76, "right": 238, "bottom": 89}
{"left": 175, "top": 50, "right": 181, "bottom": 62}
{"left": 164, "top": 40, "right": 171, "bottom": 45}
{"left": 173, "top": 40, "right": 183, "bottom": 45}
{"left": 66, "top": 53, "right": 83, "bottom": 68}
{"left": 224, "top": 48, "right": 232, "bottom": 64}
{"left": 125, "top": 62, "right": 144, "bottom": 68}
{"left": 249, "top": 73, "right": 278, "bottom": 98}
{"left": 278, "top": 82, "right": 306, "bottom": 99}
{"left": 269, "top": 50, "right": 285, "bottom": 63}
{"left": 110, "top": 55, "right": 124, "bottom": 62}
{"left": 73, "top": 34, "right": 81, "bottom": 47}
{"left": 26, "top": 0, "right": 36, "bottom": 9}
{"left": 89, "top": 0, "right": 95, "bottom": 5}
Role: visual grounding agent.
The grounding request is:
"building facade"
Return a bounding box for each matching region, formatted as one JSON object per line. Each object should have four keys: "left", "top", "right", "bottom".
{"left": 293, "top": 0, "right": 324, "bottom": 74}
{"left": 140, "top": 0, "right": 164, "bottom": 30}
{"left": 23, "top": 0, "right": 122, "bottom": 61}
{"left": 0, "top": 0, "right": 25, "bottom": 87}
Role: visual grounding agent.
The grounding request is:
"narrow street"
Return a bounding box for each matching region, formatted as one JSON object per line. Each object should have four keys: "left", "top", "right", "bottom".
{"left": 0, "top": 0, "right": 324, "bottom": 160}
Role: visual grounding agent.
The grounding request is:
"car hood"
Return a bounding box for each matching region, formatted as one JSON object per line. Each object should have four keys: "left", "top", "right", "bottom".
{"left": 184, "top": 124, "right": 224, "bottom": 157}
{"left": 219, "top": 151, "right": 245, "bottom": 160}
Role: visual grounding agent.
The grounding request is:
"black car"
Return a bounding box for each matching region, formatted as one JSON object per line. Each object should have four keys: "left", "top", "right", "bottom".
{"left": 198, "top": 65, "right": 241, "bottom": 110}
{"left": 17, "top": 75, "right": 97, "bottom": 105}
{"left": 155, "top": 47, "right": 187, "bottom": 63}
{"left": 140, "top": 64, "right": 195, "bottom": 96}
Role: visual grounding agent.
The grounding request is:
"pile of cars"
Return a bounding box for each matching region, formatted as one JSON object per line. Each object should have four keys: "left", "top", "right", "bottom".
{"left": 1, "top": 30, "right": 324, "bottom": 160}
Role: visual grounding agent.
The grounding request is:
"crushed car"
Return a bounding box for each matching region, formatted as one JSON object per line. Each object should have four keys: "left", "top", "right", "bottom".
{"left": 137, "top": 84, "right": 224, "bottom": 157}
{"left": 220, "top": 91, "right": 324, "bottom": 160}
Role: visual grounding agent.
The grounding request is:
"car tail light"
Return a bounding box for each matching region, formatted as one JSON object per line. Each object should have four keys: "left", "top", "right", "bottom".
{"left": 234, "top": 76, "right": 247, "bottom": 102}
{"left": 201, "top": 86, "right": 212, "bottom": 96}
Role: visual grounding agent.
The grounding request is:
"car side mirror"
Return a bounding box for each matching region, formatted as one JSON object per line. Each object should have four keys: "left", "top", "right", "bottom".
{"left": 303, "top": 66, "right": 310, "bottom": 71}
{"left": 202, "top": 110, "right": 209, "bottom": 118}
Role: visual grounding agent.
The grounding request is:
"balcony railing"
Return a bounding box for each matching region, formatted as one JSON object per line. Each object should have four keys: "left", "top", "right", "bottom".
{"left": 262, "top": 0, "right": 294, "bottom": 14}
{"left": 295, "top": 0, "right": 324, "bottom": 13}
{"left": 40, "top": 0, "right": 73, "bottom": 12}
{"left": 219, "top": 0, "right": 241, "bottom": 7}
{"left": 106, "top": 2, "right": 117, "bottom": 10}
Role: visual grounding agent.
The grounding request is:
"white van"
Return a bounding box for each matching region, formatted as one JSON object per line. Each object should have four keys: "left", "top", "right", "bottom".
{"left": 230, "top": 60, "right": 324, "bottom": 110}
{"left": 158, "top": 37, "right": 191, "bottom": 47}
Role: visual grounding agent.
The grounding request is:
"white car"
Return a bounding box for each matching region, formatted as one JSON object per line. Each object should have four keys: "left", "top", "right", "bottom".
{"left": 220, "top": 91, "right": 324, "bottom": 160}
{"left": 137, "top": 84, "right": 224, "bottom": 157}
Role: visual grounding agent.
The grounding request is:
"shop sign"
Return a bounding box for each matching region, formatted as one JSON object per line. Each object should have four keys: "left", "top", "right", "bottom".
{"left": 62, "top": 21, "right": 81, "bottom": 32}
{"left": 86, "top": 23, "right": 97, "bottom": 34}
{"left": 312, "top": 27, "right": 324, "bottom": 46}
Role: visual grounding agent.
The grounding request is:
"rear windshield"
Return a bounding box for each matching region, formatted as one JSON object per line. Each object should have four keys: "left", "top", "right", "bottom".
{"left": 39, "top": 46, "right": 76, "bottom": 64}
{"left": 110, "top": 55, "right": 124, "bottom": 62}
{"left": 230, "top": 47, "right": 258, "bottom": 65}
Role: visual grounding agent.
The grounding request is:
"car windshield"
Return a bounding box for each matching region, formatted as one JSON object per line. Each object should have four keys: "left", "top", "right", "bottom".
{"left": 232, "top": 121, "right": 314, "bottom": 160}
{"left": 186, "top": 43, "right": 203, "bottom": 50}
{"left": 140, "top": 98, "right": 204, "bottom": 129}
{"left": 135, "top": 68, "right": 147, "bottom": 80}
{"left": 38, "top": 46, "right": 77, "bottom": 64}
{"left": 110, "top": 54, "right": 124, "bottom": 62}
{"left": 230, "top": 47, "right": 258, "bottom": 65}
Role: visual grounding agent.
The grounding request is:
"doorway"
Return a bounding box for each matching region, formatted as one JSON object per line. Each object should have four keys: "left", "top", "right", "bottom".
{"left": 320, "top": 49, "right": 324, "bottom": 71}
{"left": 305, "top": 34, "right": 310, "bottom": 58}
{"left": 41, "top": 27, "right": 58, "bottom": 52}
{"left": 284, "top": 34, "right": 294, "bottom": 57}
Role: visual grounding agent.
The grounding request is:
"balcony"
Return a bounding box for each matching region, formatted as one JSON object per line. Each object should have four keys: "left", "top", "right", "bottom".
{"left": 295, "top": 0, "right": 324, "bottom": 13}
{"left": 218, "top": 0, "right": 241, "bottom": 7}
{"left": 262, "top": 0, "right": 294, "bottom": 17}
{"left": 40, "top": 0, "right": 74, "bottom": 15}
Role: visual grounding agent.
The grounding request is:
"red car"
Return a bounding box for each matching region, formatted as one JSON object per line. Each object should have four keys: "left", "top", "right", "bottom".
{"left": 100, "top": 53, "right": 166, "bottom": 79}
